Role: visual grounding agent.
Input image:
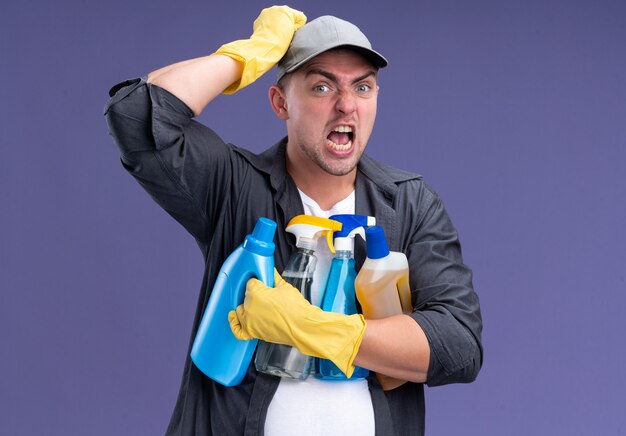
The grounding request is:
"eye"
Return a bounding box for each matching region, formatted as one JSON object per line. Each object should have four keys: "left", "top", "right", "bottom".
{"left": 356, "top": 84, "right": 372, "bottom": 92}
{"left": 313, "top": 84, "right": 331, "bottom": 93}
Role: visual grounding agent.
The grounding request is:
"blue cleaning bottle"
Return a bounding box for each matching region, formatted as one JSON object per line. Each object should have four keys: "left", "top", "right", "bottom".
{"left": 191, "top": 217, "right": 276, "bottom": 387}
{"left": 316, "top": 214, "right": 376, "bottom": 380}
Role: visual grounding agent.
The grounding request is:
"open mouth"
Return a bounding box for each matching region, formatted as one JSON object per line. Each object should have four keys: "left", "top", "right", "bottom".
{"left": 326, "top": 126, "right": 354, "bottom": 151}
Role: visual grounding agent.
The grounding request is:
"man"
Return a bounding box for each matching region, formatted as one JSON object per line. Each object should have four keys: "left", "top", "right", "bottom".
{"left": 105, "top": 6, "right": 482, "bottom": 436}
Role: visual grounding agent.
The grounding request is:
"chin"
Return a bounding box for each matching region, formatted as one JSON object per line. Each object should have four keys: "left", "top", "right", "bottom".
{"left": 324, "top": 163, "right": 358, "bottom": 177}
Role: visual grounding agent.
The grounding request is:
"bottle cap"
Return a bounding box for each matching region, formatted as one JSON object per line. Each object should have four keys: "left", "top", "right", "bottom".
{"left": 365, "top": 226, "right": 390, "bottom": 259}
{"left": 251, "top": 217, "right": 277, "bottom": 242}
{"left": 245, "top": 217, "right": 277, "bottom": 256}
{"left": 334, "top": 237, "right": 353, "bottom": 252}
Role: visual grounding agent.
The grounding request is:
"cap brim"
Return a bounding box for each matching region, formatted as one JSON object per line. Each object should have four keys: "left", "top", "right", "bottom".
{"left": 279, "top": 44, "right": 388, "bottom": 80}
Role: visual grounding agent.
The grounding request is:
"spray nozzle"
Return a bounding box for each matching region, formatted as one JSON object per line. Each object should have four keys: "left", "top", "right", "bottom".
{"left": 329, "top": 214, "right": 376, "bottom": 252}
{"left": 286, "top": 215, "right": 343, "bottom": 253}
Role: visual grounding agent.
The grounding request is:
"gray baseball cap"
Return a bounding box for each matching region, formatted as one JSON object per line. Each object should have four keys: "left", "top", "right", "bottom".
{"left": 277, "top": 15, "right": 388, "bottom": 81}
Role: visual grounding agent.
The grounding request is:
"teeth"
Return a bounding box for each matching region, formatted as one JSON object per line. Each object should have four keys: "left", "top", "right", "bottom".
{"left": 333, "top": 126, "right": 353, "bottom": 133}
{"left": 327, "top": 125, "right": 353, "bottom": 150}
{"left": 326, "top": 139, "right": 352, "bottom": 151}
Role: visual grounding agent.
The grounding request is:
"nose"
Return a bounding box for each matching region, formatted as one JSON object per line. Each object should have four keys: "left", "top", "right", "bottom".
{"left": 335, "top": 90, "right": 357, "bottom": 115}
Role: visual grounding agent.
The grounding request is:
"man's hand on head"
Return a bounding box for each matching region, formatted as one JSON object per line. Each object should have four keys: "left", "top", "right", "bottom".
{"left": 215, "top": 6, "right": 306, "bottom": 94}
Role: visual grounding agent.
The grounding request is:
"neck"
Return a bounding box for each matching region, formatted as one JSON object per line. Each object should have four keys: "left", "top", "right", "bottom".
{"left": 296, "top": 175, "right": 355, "bottom": 211}
{"left": 286, "top": 158, "right": 356, "bottom": 211}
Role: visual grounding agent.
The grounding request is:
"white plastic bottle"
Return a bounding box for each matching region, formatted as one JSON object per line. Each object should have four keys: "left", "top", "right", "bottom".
{"left": 355, "top": 225, "right": 412, "bottom": 390}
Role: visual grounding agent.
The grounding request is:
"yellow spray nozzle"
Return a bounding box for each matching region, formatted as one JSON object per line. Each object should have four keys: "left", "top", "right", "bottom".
{"left": 325, "top": 230, "right": 335, "bottom": 254}
{"left": 286, "top": 215, "right": 343, "bottom": 254}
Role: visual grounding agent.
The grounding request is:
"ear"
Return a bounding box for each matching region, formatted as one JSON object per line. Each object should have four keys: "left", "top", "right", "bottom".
{"left": 269, "top": 85, "right": 289, "bottom": 121}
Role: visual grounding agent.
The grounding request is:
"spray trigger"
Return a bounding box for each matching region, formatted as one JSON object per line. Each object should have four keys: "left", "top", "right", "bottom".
{"left": 325, "top": 230, "right": 336, "bottom": 254}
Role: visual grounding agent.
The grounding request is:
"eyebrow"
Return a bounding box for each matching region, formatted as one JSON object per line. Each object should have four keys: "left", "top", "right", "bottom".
{"left": 305, "top": 68, "right": 377, "bottom": 84}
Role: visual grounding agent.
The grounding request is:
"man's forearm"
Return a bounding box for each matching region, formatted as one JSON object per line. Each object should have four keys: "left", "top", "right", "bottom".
{"left": 144, "top": 6, "right": 306, "bottom": 117}
{"left": 147, "top": 54, "right": 243, "bottom": 117}
{"left": 354, "top": 314, "right": 430, "bottom": 383}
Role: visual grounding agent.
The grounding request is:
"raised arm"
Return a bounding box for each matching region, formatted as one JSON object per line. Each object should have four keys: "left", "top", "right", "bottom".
{"left": 147, "top": 5, "right": 306, "bottom": 116}
{"left": 104, "top": 6, "right": 306, "bottom": 242}
{"left": 147, "top": 55, "right": 242, "bottom": 116}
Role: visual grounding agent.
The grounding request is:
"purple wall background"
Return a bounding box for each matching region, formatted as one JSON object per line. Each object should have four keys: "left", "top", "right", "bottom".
{"left": 2, "top": 0, "right": 625, "bottom": 434}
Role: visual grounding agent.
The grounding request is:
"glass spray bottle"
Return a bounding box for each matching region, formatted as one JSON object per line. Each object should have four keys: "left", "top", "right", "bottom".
{"left": 255, "top": 215, "right": 341, "bottom": 379}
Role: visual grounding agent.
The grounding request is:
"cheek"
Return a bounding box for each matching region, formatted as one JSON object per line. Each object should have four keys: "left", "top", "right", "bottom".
{"left": 288, "top": 100, "right": 318, "bottom": 123}
{"left": 288, "top": 112, "right": 323, "bottom": 142}
{"left": 367, "top": 99, "right": 378, "bottom": 117}
{"left": 360, "top": 102, "right": 378, "bottom": 127}
{"left": 294, "top": 104, "right": 326, "bottom": 127}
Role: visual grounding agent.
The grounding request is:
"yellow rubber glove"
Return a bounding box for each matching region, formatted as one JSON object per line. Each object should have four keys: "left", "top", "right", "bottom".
{"left": 229, "top": 270, "right": 366, "bottom": 378}
{"left": 214, "top": 6, "right": 307, "bottom": 94}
